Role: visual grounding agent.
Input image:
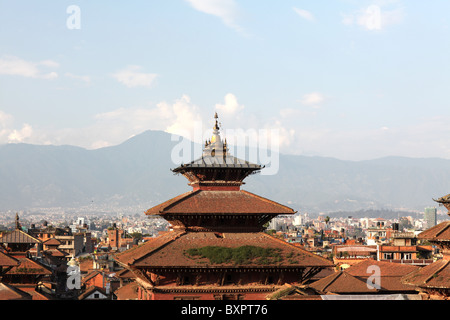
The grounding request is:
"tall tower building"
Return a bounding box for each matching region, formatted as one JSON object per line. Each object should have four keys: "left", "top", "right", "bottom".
{"left": 424, "top": 207, "right": 437, "bottom": 229}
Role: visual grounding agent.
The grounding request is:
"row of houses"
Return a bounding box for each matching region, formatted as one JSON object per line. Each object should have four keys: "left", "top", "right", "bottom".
{"left": 0, "top": 214, "right": 138, "bottom": 300}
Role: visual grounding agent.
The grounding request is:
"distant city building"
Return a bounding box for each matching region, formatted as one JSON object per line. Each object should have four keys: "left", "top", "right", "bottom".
{"left": 293, "top": 214, "right": 303, "bottom": 227}
{"left": 424, "top": 207, "right": 437, "bottom": 229}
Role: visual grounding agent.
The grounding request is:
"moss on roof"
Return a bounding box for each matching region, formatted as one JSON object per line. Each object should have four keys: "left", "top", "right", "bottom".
{"left": 185, "top": 245, "right": 285, "bottom": 266}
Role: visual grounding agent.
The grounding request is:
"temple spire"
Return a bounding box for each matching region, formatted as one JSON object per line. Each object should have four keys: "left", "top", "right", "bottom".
{"left": 204, "top": 112, "right": 227, "bottom": 157}
{"left": 15, "top": 213, "right": 21, "bottom": 230}
{"left": 214, "top": 112, "right": 219, "bottom": 130}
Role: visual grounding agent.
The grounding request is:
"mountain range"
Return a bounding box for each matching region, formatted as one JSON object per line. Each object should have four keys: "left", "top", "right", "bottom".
{"left": 1, "top": 130, "right": 450, "bottom": 215}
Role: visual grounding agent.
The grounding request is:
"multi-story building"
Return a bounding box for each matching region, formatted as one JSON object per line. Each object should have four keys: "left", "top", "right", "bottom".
{"left": 424, "top": 207, "right": 437, "bottom": 229}
{"left": 55, "top": 234, "right": 84, "bottom": 258}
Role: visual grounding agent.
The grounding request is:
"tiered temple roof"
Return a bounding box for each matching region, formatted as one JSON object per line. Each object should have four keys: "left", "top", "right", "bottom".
{"left": 172, "top": 112, "right": 262, "bottom": 191}
{"left": 0, "top": 214, "right": 41, "bottom": 253}
{"left": 115, "top": 113, "right": 334, "bottom": 299}
{"left": 145, "top": 189, "right": 296, "bottom": 232}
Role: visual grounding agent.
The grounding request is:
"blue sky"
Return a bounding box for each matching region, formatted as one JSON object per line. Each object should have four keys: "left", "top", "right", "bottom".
{"left": 1, "top": 0, "right": 450, "bottom": 160}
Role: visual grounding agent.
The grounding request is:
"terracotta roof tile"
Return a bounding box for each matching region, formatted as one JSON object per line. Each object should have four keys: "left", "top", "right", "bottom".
{"left": 116, "top": 268, "right": 136, "bottom": 279}
{"left": 114, "top": 282, "right": 139, "bottom": 300}
{"left": 115, "top": 230, "right": 186, "bottom": 266}
{"left": 0, "top": 250, "right": 19, "bottom": 267}
{"left": 43, "top": 238, "right": 61, "bottom": 246}
{"left": 310, "top": 260, "right": 420, "bottom": 294}
{"left": 116, "top": 231, "right": 333, "bottom": 268}
{"left": 0, "top": 229, "right": 41, "bottom": 244}
{"left": 418, "top": 221, "right": 450, "bottom": 241}
{"left": 16, "top": 285, "right": 53, "bottom": 300}
{"left": 346, "top": 260, "right": 419, "bottom": 292}
{"left": 7, "top": 255, "right": 52, "bottom": 275}
{"left": 402, "top": 259, "right": 450, "bottom": 289}
{"left": 309, "top": 271, "right": 375, "bottom": 294}
{"left": 44, "top": 248, "right": 68, "bottom": 257}
{"left": 0, "top": 283, "right": 32, "bottom": 300}
{"left": 145, "top": 190, "right": 295, "bottom": 215}
{"left": 82, "top": 270, "right": 103, "bottom": 283}
{"left": 347, "top": 260, "right": 418, "bottom": 277}
{"left": 79, "top": 258, "right": 94, "bottom": 273}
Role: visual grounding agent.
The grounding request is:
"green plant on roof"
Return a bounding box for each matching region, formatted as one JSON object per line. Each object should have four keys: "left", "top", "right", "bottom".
{"left": 186, "top": 245, "right": 282, "bottom": 265}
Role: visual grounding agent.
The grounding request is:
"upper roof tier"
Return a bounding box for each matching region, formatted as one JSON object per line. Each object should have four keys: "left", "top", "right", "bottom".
{"left": 145, "top": 189, "right": 295, "bottom": 231}
{"left": 172, "top": 113, "right": 262, "bottom": 190}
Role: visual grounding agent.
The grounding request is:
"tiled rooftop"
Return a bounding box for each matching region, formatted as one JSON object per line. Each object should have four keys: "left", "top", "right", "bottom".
{"left": 145, "top": 190, "right": 295, "bottom": 215}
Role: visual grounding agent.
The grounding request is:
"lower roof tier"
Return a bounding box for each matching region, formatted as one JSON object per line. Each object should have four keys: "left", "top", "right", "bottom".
{"left": 115, "top": 230, "right": 334, "bottom": 269}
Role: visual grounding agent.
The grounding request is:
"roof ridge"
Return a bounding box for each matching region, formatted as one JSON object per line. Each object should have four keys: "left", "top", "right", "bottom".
{"left": 423, "top": 259, "right": 450, "bottom": 284}
{"left": 162, "top": 190, "right": 201, "bottom": 212}
{"left": 0, "top": 229, "right": 41, "bottom": 243}
{"left": 434, "top": 221, "right": 450, "bottom": 238}
{"left": 145, "top": 190, "right": 199, "bottom": 215}
{"left": 320, "top": 271, "right": 345, "bottom": 292}
{"left": 126, "top": 230, "right": 187, "bottom": 266}
{"left": 240, "top": 190, "right": 296, "bottom": 213}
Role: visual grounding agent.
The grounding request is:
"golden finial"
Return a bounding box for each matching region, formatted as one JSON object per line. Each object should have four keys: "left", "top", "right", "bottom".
{"left": 214, "top": 112, "right": 220, "bottom": 130}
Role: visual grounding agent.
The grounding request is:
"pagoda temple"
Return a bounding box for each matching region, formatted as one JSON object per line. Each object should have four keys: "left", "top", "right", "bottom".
{"left": 115, "top": 113, "right": 333, "bottom": 300}
{"left": 401, "top": 194, "right": 450, "bottom": 299}
{"left": 0, "top": 214, "right": 53, "bottom": 298}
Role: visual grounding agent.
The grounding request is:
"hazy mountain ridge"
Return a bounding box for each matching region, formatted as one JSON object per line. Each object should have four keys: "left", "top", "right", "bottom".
{"left": 1, "top": 130, "right": 450, "bottom": 214}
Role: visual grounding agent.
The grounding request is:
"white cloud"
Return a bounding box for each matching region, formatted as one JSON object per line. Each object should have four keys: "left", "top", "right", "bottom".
{"left": 6, "top": 94, "right": 450, "bottom": 163}
{"left": 300, "top": 92, "right": 324, "bottom": 108}
{"left": 164, "top": 95, "right": 204, "bottom": 136}
{"left": 0, "top": 56, "right": 59, "bottom": 79}
{"left": 8, "top": 123, "right": 33, "bottom": 143}
{"left": 0, "top": 110, "right": 34, "bottom": 144}
{"left": 184, "top": 0, "right": 244, "bottom": 33}
{"left": 112, "top": 65, "right": 157, "bottom": 88}
{"left": 293, "top": 8, "right": 315, "bottom": 21}
{"left": 215, "top": 93, "right": 244, "bottom": 115}
{"left": 85, "top": 94, "right": 203, "bottom": 148}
